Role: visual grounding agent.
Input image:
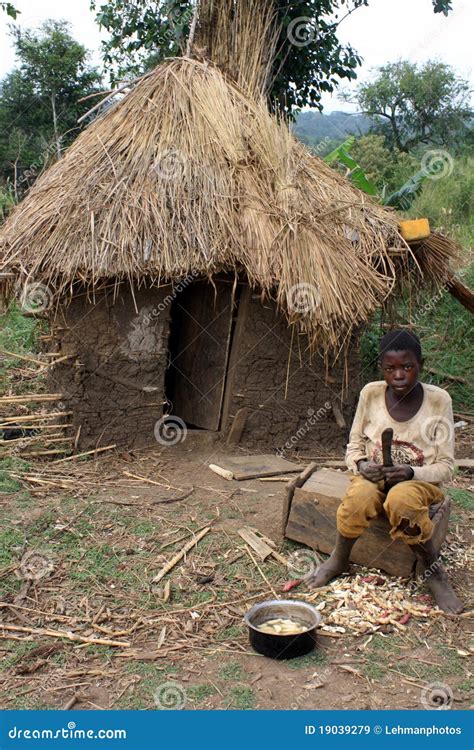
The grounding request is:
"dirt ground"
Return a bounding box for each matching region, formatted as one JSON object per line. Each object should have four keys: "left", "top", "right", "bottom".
{"left": 0, "top": 433, "right": 473, "bottom": 711}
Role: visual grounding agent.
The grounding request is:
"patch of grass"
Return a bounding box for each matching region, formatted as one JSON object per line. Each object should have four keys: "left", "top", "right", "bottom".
{"left": 457, "top": 677, "right": 474, "bottom": 694}
{"left": 446, "top": 488, "right": 474, "bottom": 512}
{"left": 0, "top": 456, "right": 31, "bottom": 494}
{"left": 129, "top": 519, "right": 156, "bottom": 536}
{"left": 187, "top": 683, "right": 216, "bottom": 704}
{"left": 364, "top": 662, "right": 386, "bottom": 681}
{"left": 0, "top": 526, "right": 25, "bottom": 566}
{"left": 0, "top": 641, "right": 41, "bottom": 672}
{"left": 216, "top": 624, "right": 243, "bottom": 642}
{"left": 228, "top": 685, "right": 255, "bottom": 709}
{"left": 287, "top": 649, "right": 328, "bottom": 670}
{"left": 219, "top": 661, "right": 245, "bottom": 681}
{"left": 362, "top": 634, "right": 403, "bottom": 681}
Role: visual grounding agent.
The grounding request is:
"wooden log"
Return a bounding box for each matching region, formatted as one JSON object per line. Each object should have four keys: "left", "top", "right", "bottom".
{"left": 447, "top": 274, "right": 474, "bottom": 315}
{"left": 151, "top": 526, "right": 211, "bottom": 584}
{"left": 426, "top": 367, "right": 467, "bottom": 384}
{"left": 284, "top": 468, "right": 451, "bottom": 578}
{"left": 280, "top": 461, "right": 318, "bottom": 539}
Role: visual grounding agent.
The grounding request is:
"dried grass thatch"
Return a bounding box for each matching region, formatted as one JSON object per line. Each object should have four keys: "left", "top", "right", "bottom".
{"left": 0, "top": 57, "right": 453, "bottom": 353}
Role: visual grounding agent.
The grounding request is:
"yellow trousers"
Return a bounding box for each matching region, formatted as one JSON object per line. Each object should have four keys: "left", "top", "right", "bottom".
{"left": 337, "top": 475, "right": 444, "bottom": 545}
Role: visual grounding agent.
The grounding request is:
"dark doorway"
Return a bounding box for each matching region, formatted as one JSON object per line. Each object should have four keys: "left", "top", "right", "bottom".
{"left": 165, "top": 279, "right": 236, "bottom": 430}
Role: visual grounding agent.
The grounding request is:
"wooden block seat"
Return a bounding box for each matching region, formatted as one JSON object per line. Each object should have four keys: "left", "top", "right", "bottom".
{"left": 284, "top": 468, "right": 451, "bottom": 578}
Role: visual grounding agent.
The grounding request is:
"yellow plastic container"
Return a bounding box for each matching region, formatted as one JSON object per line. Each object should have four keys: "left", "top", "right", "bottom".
{"left": 399, "top": 218, "right": 431, "bottom": 242}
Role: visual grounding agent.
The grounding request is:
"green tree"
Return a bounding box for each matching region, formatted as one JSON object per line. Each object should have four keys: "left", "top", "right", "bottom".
{"left": 0, "top": 20, "right": 102, "bottom": 191}
{"left": 91, "top": 0, "right": 454, "bottom": 114}
{"left": 350, "top": 134, "right": 417, "bottom": 193}
{"left": 0, "top": 2, "right": 19, "bottom": 18}
{"left": 351, "top": 61, "right": 472, "bottom": 152}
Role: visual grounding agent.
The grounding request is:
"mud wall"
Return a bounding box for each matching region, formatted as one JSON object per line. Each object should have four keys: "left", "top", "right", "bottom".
{"left": 224, "top": 293, "right": 362, "bottom": 455}
{"left": 49, "top": 284, "right": 172, "bottom": 450}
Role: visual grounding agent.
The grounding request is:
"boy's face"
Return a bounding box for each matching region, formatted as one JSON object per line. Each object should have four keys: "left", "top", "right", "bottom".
{"left": 380, "top": 349, "right": 421, "bottom": 396}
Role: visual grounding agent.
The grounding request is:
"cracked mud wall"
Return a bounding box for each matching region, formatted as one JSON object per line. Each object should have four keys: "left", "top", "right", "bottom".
{"left": 225, "top": 293, "right": 362, "bottom": 454}
{"left": 49, "top": 285, "right": 172, "bottom": 450}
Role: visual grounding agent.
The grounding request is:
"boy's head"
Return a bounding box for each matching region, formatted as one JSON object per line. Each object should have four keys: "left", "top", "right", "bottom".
{"left": 379, "top": 329, "right": 422, "bottom": 395}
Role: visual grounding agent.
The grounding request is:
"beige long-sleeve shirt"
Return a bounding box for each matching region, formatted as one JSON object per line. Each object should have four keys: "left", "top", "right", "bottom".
{"left": 345, "top": 381, "right": 455, "bottom": 485}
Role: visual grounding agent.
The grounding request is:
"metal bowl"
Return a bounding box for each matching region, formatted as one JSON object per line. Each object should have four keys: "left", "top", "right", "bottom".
{"left": 244, "top": 599, "right": 321, "bottom": 660}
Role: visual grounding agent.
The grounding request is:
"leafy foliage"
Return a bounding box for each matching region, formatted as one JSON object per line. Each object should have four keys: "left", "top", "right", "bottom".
{"left": 0, "top": 2, "right": 19, "bottom": 18}
{"left": 91, "top": 1, "right": 455, "bottom": 114}
{"left": 324, "top": 136, "right": 377, "bottom": 194}
{"left": 92, "top": 0, "right": 369, "bottom": 112}
{"left": 0, "top": 20, "right": 102, "bottom": 191}
{"left": 352, "top": 61, "right": 472, "bottom": 152}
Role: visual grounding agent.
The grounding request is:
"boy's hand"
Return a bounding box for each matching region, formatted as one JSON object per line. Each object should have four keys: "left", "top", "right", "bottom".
{"left": 358, "top": 460, "right": 384, "bottom": 483}
{"left": 382, "top": 465, "right": 414, "bottom": 485}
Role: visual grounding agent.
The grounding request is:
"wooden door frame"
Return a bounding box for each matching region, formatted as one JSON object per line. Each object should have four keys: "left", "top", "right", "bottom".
{"left": 220, "top": 284, "right": 252, "bottom": 435}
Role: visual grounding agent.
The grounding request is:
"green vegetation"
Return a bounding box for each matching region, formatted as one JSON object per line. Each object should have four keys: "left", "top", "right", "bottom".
{"left": 0, "top": 20, "right": 102, "bottom": 192}
{"left": 228, "top": 685, "right": 255, "bottom": 709}
{"left": 92, "top": 0, "right": 453, "bottom": 114}
{"left": 288, "top": 649, "right": 328, "bottom": 670}
{"left": 350, "top": 61, "right": 472, "bottom": 152}
{"left": 446, "top": 488, "right": 474, "bottom": 512}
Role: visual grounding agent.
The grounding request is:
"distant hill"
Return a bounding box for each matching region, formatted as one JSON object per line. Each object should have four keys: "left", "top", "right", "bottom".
{"left": 293, "top": 110, "right": 373, "bottom": 153}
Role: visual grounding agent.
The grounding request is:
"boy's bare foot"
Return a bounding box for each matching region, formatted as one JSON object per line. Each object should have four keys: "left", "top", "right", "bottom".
{"left": 306, "top": 554, "right": 349, "bottom": 588}
{"left": 306, "top": 533, "right": 357, "bottom": 588}
{"left": 412, "top": 540, "right": 463, "bottom": 614}
{"left": 426, "top": 567, "right": 464, "bottom": 614}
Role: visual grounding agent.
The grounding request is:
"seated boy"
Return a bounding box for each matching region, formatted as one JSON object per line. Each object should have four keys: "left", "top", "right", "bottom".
{"left": 307, "top": 329, "right": 463, "bottom": 614}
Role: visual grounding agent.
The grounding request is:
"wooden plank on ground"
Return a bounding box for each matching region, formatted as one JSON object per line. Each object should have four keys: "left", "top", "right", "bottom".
{"left": 213, "top": 454, "right": 299, "bottom": 481}
{"left": 237, "top": 527, "right": 273, "bottom": 561}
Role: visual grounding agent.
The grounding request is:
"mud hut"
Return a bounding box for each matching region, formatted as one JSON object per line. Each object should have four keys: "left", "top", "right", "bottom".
{"left": 0, "top": 58, "right": 460, "bottom": 453}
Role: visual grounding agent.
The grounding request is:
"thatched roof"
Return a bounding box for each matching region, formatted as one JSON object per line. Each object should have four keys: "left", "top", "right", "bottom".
{"left": 0, "top": 58, "right": 454, "bottom": 352}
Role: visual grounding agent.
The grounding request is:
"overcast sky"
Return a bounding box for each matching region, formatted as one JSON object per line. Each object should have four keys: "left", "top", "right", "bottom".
{"left": 0, "top": 0, "right": 472, "bottom": 113}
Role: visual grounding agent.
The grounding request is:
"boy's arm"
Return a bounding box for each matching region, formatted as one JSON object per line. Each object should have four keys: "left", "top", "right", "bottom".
{"left": 345, "top": 389, "right": 369, "bottom": 473}
{"left": 411, "top": 395, "right": 455, "bottom": 484}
